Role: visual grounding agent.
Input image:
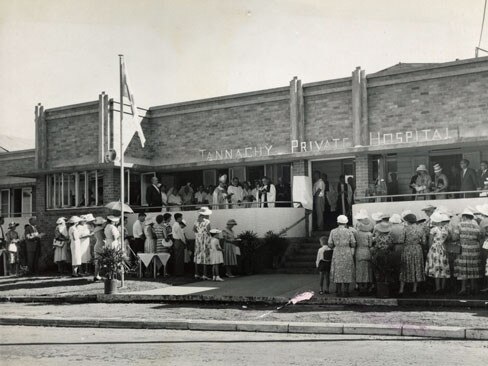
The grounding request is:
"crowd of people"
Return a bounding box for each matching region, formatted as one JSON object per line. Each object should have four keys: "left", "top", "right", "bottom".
{"left": 145, "top": 174, "right": 291, "bottom": 210}
{"left": 316, "top": 203, "right": 488, "bottom": 297}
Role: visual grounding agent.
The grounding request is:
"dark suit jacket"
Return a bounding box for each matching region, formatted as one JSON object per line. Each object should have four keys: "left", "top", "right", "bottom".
{"left": 460, "top": 168, "right": 478, "bottom": 192}
{"left": 146, "top": 185, "right": 163, "bottom": 207}
{"left": 479, "top": 169, "right": 488, "bottom": 188}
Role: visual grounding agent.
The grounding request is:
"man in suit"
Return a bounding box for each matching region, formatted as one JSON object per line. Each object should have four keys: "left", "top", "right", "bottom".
{"left": 478, "top": 160, "right": 488, "bottom": 189}
{"left": 146, "top": 176, "right": 163, "bottom": 207}
{"left": 459, "top": 159, "right": 478, "bottom": 198}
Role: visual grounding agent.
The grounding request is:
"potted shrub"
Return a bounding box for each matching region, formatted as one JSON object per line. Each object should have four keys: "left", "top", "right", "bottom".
{"left": 264, "top": 231, "right": 289, "bottom": 269}
{"left": 97, "top": 246, "right": 125, "bottom": 294}
{"left": 237, "top": 230, "right": 260, "bottom": 275}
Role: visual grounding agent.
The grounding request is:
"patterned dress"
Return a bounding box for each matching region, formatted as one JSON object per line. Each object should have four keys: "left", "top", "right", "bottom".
{"left": 194, "top": 218, "right": 211, "bottom": 265}
{"left": 53, "top": 224, "right": 69, "bottom": 263}
{"left": 354, "top": 227, "right": 373, "bottom": 284}
{"left": 400, "top": 224, "right": 425, "bottom": 283}
{"left": 328, "top": 226, "right": 356, "bottom": 283}
{"left": 454, "top": 220, "right": 482, "bottom": 280}
{"left": 222, "top": 228, "right": 238, "bottom": 266}
{"left": 425, "top": 225, "right": 450, "bottom": 278}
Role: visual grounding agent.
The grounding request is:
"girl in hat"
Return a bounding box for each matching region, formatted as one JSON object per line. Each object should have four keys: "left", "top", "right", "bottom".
{"left": 425, "top": 213, "right": 451, "bottom": 293}
{"left": 92, "top": 217, "right": 106, "bottom": 282}
{"left": 328, "top": 215, "right": 356, "bottom": 297}
{"left": 209, "top": 229, "right": 224, "bottom": 281}
{"left": 193, "top": 208, "right": 212, "bottom": 280}
{"left": 454, "top": 209, "right": 482, "bottom": 295}
{"left": 354, "top": 214, "right": 374, "bottom": 294}
{"left": 222, "top": 219, "right": 239, "bottom": 278}
{"left": 53, "top": 217, "right": 69, "bottom": 275}
{"left": 5, "top": 222, "right": 20, "bottom": 276}
{"left": 399, "top": 213, "right": 426, "bottom": 295}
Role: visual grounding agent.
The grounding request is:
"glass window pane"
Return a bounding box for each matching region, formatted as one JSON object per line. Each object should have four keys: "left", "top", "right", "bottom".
{"left": 88, "top": 171, "right": 97, "bottom": 206}
{"left": 1, "top": 190, "right": 9, "bottom": 216}
{"left": 130, "top": 172, "right": 141, "bottom": 206}
{"left": 12, "top": 189, "right": 22, "bottom": 217}
{"left": 47, "top": 175, "right": 55, "bottom": 209}
{"left": 78, "top": 172, "right": 87, "bottom": 207}
{"left": 97, "top": 171, "right": 104, "bottom": 205}
{"left": 22, "top": 188, "right": 32, "bottom": 216}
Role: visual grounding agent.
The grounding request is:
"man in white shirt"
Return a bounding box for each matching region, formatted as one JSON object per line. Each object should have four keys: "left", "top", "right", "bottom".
{"left": 257, "top": 176, "right": 276, "bottom": 208}
{"left": 132, "top": 213, "right": 146, "bottom": 255}
{"left": 313, "top": 171, "right": 326, "bottom": 230}
{"left": 227, "top": 177, "right": 244, "bottom": 208}
{"left": 172, "top": 213, "right": 187, "bottom": 276}
{"left": 194, "top": 186, "right": 208, "bottom": 205}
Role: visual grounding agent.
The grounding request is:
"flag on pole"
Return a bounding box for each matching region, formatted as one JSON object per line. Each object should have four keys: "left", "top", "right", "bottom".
{"left": 120, "top": 57, "right": 146, "bottom": 153}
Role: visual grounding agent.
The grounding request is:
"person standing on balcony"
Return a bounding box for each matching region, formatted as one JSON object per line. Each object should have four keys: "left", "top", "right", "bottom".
{"left": 227, "top": 177, "right": 244, "bottom": 208}
{"left": 276, "top": 177, "right": 291, "bottom": 207}
{"left": 412, "top": 165, "right": 431, "bottom": 200}
{"left": 213, "top": 175, "right": 228, "bottom": 210}
{"left": 432, "top": 163, "right": 449, "bottom": 199}
{"left": 194, "top": 186, "right": 208, "bottom": 205}
{"left": 313, "top": 171, "right": 326, "bottom": 231}
{"left": 257, "top": 176, "right": 276, "bottom": 208}
{"left": 459, "top": 159, "right": 478, "bottom": 198}
{"left": 146, "top": 176, "right": 163, "bottom": 207}
{"left": 478, "top": 161, "right": 488, "bottom": 190}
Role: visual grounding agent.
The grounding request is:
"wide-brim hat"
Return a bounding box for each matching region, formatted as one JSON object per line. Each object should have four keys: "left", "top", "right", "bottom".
{"left": 355, "top": 209, "right": 369, "bottom": 221}
{"left": 421, "top": 204, "right": 436, "bottom": 212}
{"left": 8, "top": 222, "right": 19, "bottom": 229}
{"left": 218, "top": 174, "right": 227, "bottom": 183}
{"left": 337, "top": 215, "right": 348, "bottom": 224}
{"left": 433, "top": 163, "right": 442, "bottom": 173}
{"left": 180, "top": 219, "right": 187, "bottom": 227}
{"left": 68, "top": 216, "right": 82, "bottom": 224}
{"left": 431, "top": 212, "right": 450, "bottom": 223}
{"left": 56, "top": 217, "right": 67, "bottom": 225}
{"left": 461, "top": 208, "right": 474, "bottom": 217}
{"left": 81, "top": 213, "right": 95, "bottom": 222}
{"left": 356, "top": 220, "right": 373, "bottom": 232}
{"left": 376, "top": 222, "right": 391, "bottom": 233}
{"left": 416, "top": 164, "right": 428, "bottom": 172}
{"left": 389, "top": 214, "right": 402, "bottom": 225}
{"left": 226, "top": 219, "right": 237, "bottom": 226}
{"left": 475, "top": 204, "right": 488, "bottom": 217}
{"left": 93, "top": 217, "right": 107, "bottom": 225}
{"left": 371, "top": 212, "right": 383, "bottom": 222}
{"left": 209, "top": 229, "right": 221, "bottom": 234}
{"left": 197, "top": 207, "right": 213, "bottom": 216}
{"left": 107, "top": 215, "right": 121, "bottom": 223}
{"left": 401, "top": 210, "right": 413, "bottom": 220}
{"left": 403, "top": 213, "right": 417, "bottom": 224}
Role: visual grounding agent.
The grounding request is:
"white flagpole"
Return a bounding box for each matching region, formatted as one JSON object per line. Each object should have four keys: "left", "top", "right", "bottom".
{"left": 119, "top": 54, "right": 125, "bottom": 288}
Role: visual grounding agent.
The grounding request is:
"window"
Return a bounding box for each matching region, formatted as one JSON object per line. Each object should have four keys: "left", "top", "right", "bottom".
{"left": 0, "top": 188, "right": 33, "bottom": 217}
{"left": 46, "top": 171, "right": 103, "bottom": 209}
{"left": 1, "top": 189, "right": 10, "bottom": 216}
{"left": 22, "top": 188, "right": 32, "bottom": 216}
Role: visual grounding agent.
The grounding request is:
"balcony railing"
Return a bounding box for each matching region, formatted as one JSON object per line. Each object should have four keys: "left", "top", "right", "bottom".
{"left": 354, "top": 189, "right": 487, "bottom": 203}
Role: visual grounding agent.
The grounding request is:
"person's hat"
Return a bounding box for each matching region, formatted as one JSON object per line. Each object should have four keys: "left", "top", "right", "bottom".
{"left": 337, "top": 215, "right": 348, "bottom": 224}
{"left": 8, "top": 222, "right": 19, "bottom": 229}
{"left": 433, "top": 163, "right": 442, "bottom": 173}
{"left": 431, "top": 212, "right": 449, "bottom": 224}
{"left": 209, "top": 229, "right": 221, "bottom": 234}
{"left": 197, "top": 207, "right": 213, "bottom": 216}
{"left": 93, "top": 216, "right": 107, "bottom": 225}
{"left": 389, "top": 214, "right": 402, "bottom": 225}
{"left": 401, "top": 210, "right": 413, "bottom": 221}
{"left": 467, "top": 206, "right": 480, "bottom": 215}
{"left": 226, "top": 219, "right": 237, "bottom": 226}
{"left": 403, "top": 213, "right": 417, "bottom": 224}
{"left": 218, "top": 174, "right": 227, "bottom": 183}
{"left": 56, "top": 217, "right": 67, "bottom": 225}
{"left": 81, "top": 213, "right": 95, "bottom": 222}
{"left": 475, "top": 204, "right": 488, "bottom": 217}
{"left": 356, "top": 220, "right": 373, "bottom": 232}
{"left": 107, "top": 215, "right": 121, "bottom": 223}
{"left": 355, "top": 209, "right": 369, "bottom": 221}
{"left": 416, "top": 164, "right": 428, "bottom": 172}
{"left": 421, "top": 204, "right": 436, "bottom": 212}
{"left": 379, "top": 213, "right": 390, "bottom": 220}
{"left": 68, "top": 216, "right": 82, "bottom": 224}
{"left": 376, "top": 222, "right": 391, "bottom": 233}
{"left": 461, "top": 208, "right": 474, "bottom": 217}
{"left": 180, "top": 219, "right": 187, "bottom": 227}
{"left": 371, "top": 212, "right": 383, "bottom": 222}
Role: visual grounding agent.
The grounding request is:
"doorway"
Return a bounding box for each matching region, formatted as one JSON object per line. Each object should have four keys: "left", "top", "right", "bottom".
{"left": 429, "top": 153, "right": 463, "bottom": 192}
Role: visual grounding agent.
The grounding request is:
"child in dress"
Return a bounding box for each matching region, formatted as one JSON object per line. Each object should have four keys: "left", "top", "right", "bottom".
{"left": 209, "top": 229, "right": 224, "bottom": 282}
{"left": 316, "top": 236, "right": 333, "bottom": 294}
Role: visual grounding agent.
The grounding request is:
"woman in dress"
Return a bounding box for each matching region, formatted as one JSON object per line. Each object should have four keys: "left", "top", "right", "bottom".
{"left": 68, "top": 216, "right": 82, "bottom": 277}
{"left": 222, "top": 219, "right": 239, "bottom": 278}
{"left": 328, "top": 215, "right": 356, "bottom": 297}
{"left": 455, "top": 209, "right": 482, "bottom": 295}
{"left": 209, "top": 229, "right": 224, "bottom": 281}
{"left": 371, "top": 220, "right": 394, "bottom": 286}
{"left": 193, "top": 207, "right": 212, "bottom": 280}
{"left": 389, "top": 213, "right": 406, "bottom": 289}
{"left": 399, "top": 213, "right": 426, "bottom": 295}
{"left": 53, "top": 217, "right": 69, "bottom": 274}
{"left": 104, "top": 216, "right": 121, "bottom": 249}
{"left": 354, "top": 213, "right": 373, "bottom": 295}
{"left": 78, "top": 215, "right": 94, "bottom": 275}
{"left": 153, "top": 213, "right": 172, "bottom": 276}
{"left": 5, "top": 222, "right": 20, "bottom": 276}
{"left": 425, "top": 212, "right": 451, "bottom": 293}
{"left": 92, "top": 216, "right": 106, "bottom": 282}
{"left": 144, "top": 217, "right": 156, "bottom": 253}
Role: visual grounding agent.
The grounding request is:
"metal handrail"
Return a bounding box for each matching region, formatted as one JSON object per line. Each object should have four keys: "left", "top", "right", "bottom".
{"left": 354, "top": 189, "right": 487, "bottom": 202}
{"left": 133, "top": 201, "right": 304, "bottom": 212}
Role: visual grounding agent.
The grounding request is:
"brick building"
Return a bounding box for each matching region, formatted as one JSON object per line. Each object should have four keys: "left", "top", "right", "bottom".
{"left": 1, "top": 56, "right": 488, "bottom": 270}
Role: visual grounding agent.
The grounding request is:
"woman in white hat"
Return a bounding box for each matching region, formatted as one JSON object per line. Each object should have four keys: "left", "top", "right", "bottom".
{"left": 412, "top": 164, "right": 432, "bottom": 200}
{"left": 144, "top": 216, "right": 157, "bottom": 253}
{"left": 68, "top": 216, "right": 82, "bottom": 277}
{"left": 432, "top": 163, "right": 449, "bottom": 199}
{"left": 53, "top": 217, "right": 69, "bottom": 275}
{"left": 354, "top": 211, "right": 373, "bottom": 294}
{"left": 193, "top": 207, "right": 212, "bottom": 280}
{"left": 222, "top": 219, "right": 239, "bottom": 278}
{"left": 92, "top": 217, "right": 107, "bottom": 282}
{"left": 454, "top": 209, "right": 482, "bottom": 295}
{"left": 328, "top": 215, "right": 356, "bottom": 297}
{"left": 425, "top": 212, "right": 451, "bottom": 293}
{"left": 104, "top": 216, "right": 121, "bottom": 249}
{"left": 78, "top": 215, "right": 93, "bottom": 275}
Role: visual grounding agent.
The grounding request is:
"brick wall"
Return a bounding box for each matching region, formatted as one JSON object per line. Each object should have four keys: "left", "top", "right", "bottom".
{"left": 292, "top": 160, "right": 308, "bottom": 176}
{"left": 355, "top": 155, "right": 369, "bottom": 197}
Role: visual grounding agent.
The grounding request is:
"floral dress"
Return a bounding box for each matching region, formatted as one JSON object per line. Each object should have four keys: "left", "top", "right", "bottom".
{"left": 454, "top": 219, "right": 482, "bottom": 280}
{"left": 328, "top": 226, "right": 356, "bottom": 283}
{"left": 354, "top": 227, "right": 373, "bottom": 284}
{"left": 194, "top": 218, "right": 211, "bottom": 265}
{"left": 222, "top": 228, "right": 238, "bottom": 266}
{"left": 400, "top": 224, "right": 426, "bottom": 283}
{"left": 425, "top": 225, "right": 450, "bottom": 278}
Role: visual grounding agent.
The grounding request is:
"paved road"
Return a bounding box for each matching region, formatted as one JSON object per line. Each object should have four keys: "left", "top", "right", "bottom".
{"left": 1, "top": 326, "right": 487, "bottom": 366}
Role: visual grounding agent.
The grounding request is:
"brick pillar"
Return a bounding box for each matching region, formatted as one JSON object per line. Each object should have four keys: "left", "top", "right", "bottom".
{"left": 355, "top": 155, "right": 370, "bottom": 198}
{"left": 103, "top": 168, "right": 121, "bottom": 203}
{"left": 292, "top": 160, "right": 308, "bottom": 177}
{"left": 352, "top": 67, "right": 361, "bottom": 147}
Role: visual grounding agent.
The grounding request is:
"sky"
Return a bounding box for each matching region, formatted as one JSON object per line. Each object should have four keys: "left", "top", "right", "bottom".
{"left": 0, "top": 0, "right": 486, "bottom": 142}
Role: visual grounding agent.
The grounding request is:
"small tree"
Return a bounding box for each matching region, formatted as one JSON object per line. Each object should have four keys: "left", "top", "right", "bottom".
{"left": 97, "top": 246, "right": 125, "bottom": 280}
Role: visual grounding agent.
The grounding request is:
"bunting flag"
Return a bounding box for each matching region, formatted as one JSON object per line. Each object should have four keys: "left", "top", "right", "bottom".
{"left": 120, "top": 57, "right": 146, "bottom": 153}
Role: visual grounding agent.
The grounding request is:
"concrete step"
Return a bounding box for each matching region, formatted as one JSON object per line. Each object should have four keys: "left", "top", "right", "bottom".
{"left": 283, "top": 261, "right": 315, "bottom": 268}
{"left": 289, "top": 254, "right": 317, "bottom": 262}
{"left": 275, "top": 268, "right": 317, "bottom": 274}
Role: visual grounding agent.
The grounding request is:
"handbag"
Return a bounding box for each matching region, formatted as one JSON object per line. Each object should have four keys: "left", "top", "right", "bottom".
{"left": 483, "top": 239, "right": 488, "bottom": 251}
{"left": 162, "top": 239, "right": 173, "bottom": 248}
